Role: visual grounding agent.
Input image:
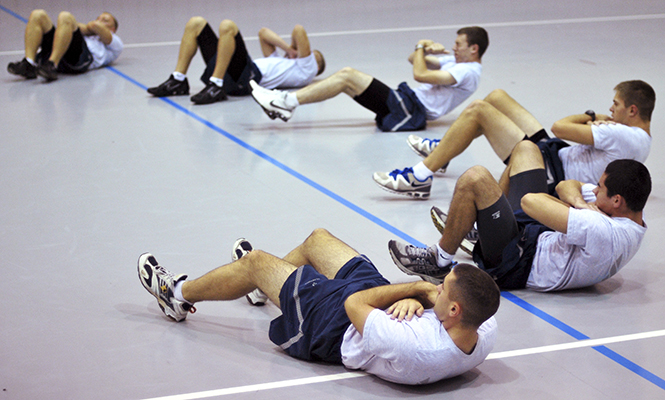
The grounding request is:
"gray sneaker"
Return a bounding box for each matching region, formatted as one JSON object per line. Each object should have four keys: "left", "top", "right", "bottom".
{"left": 249, "top": 80, "right": 294, "bottom": 121}
{"left": 137, "top": 253, "right": 196, "bottom": 321}
{"left": 388, "top": 240, "right": 452, "bottom": 284}
{"left": 232, "top": 238, "right": 268, "bottom": 306}
{"left": 430, "top": 206, "right": 477, "bottom": 255}
{"left": 372, "top": 167, "right": 432, "bottom": 198}
{"left": 406, "top": 135, "right": 448, "bottom": 173}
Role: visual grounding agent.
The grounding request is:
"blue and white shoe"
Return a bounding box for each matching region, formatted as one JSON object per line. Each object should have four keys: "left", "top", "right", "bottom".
{"left": 406, "top": 134, "right": 448, "bottom": 173}
{"left": 372, "top": 167, "right": 432, "bottom": 198}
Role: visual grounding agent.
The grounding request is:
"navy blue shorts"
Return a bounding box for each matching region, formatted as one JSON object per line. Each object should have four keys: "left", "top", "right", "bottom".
{"left": 269, "top": 255, "right": 390, "bottom": 363}
{"left": 37, "top": 27, "right": 92, "bottom": 73}
{"left": 537, "top": 138, "right": 570, "bottom": 195}
{"left": 376, "top": 82, "right": 428, "bottom": 132}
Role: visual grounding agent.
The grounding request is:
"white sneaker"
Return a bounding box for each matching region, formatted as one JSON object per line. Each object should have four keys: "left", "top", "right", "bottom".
{"left": 372, "top": 167, "right": 432, "bottom": 198}
{"left": 232, "top": 238, "right": 269, "bottom": 306}
{"left": 137, "top": 253, "right": 196, "bottom": 321}
{"left": 249, "top": 80, "right": 294, "bottom": 122}
{"left": 430, "top": 206, "right": 477, "bottom": 255}
{"left": 406, "top": 135, "right": 448, "bottom": 173}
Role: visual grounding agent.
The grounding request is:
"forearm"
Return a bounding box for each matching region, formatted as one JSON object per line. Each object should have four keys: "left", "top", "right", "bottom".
{"left": 83, "top": 21, "right": 113, "bottom": 44}
{"left": 521, "top": 192, "right": 570, "bottom": 233}
{"left": 555, "top": 180, "right": 588, "bottom": 209}
{"left": 550, "top": 114, "right": 594, "bottom": 144}
{"left": 259, "top": 27, "right": 290, "bottom": 52}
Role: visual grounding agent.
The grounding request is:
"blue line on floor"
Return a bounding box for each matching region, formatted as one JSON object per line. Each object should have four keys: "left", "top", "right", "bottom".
{"left": 4, "top": 4, "right": 663, "bottom": 392}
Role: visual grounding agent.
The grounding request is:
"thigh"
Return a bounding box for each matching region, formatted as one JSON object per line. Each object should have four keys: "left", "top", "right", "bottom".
{"left": 476, "top": 195, "right": 519, "bottom": 266}
{"left": 485, "top": 89, "right": 544, "bottom": 136}
{"left": 284, "top": 229, "right": 360, "bottom": 280}
{"left": 196, "top": 23, "right": 218, "bottom": 63}
{"left": 62, "top": 28, "right": 85, "bottom": 66}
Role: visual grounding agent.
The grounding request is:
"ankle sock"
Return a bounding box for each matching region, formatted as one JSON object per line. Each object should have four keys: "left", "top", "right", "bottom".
{"left": 26, "top": 58, "right": 36, "bottom": 66}
{"left": 435, "top": 244, "right": 455, "bottom": 268}
{"left": 209, "top": 76, "right": 223, "bottom": 87}
{"left": 174, "top": 280, "right": 189, "bottom": 303}
{"left": 412, "top": 161, "right": 434, "bottom": 181}
{"left": 284, "top": 92, "right": 299, "bottom": 108}
{"left": 172, "top": 71, "right": 186, "bottom": 81}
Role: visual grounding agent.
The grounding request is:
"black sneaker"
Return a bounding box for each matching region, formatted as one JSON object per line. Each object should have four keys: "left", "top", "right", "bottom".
{"left": 37, "top": 60, "right": 58, "bottom": 81}
{"left": 147, "top": 75, "right": 190, "bottom": 97}
{"left": 7, "top": 58, "right": 37, "bottom": 79}
{"left": 191, "top": 81, "right": 227, "bottom": 104}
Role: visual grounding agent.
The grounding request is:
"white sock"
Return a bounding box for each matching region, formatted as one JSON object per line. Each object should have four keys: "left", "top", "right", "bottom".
{"left": 26, "top": 58, "right": 36, "bottom": 66}
{"left": 172, "top": 71, "right": 186, "bottom": 81}
{"left": 435, "top": 244, "right": 455, "bottom": 268}
{"left": 412, "top": 161, "right": 434, "bottom": 181}
{"left": 209, "top": 76, "right": 223, "bottom": 87}
{"left": 174, "top": 280, "right": 189, "bottom": 303}
{"left": 284, "top": 92, "right": 299, "bottom": 108}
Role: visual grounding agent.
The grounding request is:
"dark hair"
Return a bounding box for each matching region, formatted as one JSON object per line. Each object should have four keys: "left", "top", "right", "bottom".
{"left": 313, "top": 50, "right": 325, "bottom": 76}
{"left": 614, "top": 80, "right": 655, "bottom": 122}
{"left": 604, "top": 159, "right": 651, "bottom": 212}
{"left": 448, "top": 264, "right": 500, "bottom": 328}
{"left": 457, "top": 26, "right": 489, "bottom": 58}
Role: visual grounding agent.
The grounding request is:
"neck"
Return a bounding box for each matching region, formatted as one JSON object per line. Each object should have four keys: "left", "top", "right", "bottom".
{"left": 627, "top": 118, "right": 650, "bottom": 135}
{"left": 447, "top": 324, "right": 479, "bottom": 355}
{"left": 612, "top": 209, "right": 644, "bottom": 226}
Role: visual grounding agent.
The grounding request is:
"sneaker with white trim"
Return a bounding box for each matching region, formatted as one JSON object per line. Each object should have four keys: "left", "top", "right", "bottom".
{"left": 147, "top": 74, "right": 190, "bottom": 97}
{"left": 372, "top": 167, "right": 432, "bottom": 198}
{"left": 232, "top": 238, "right": 268, "bottom": 306}
{"left": 388, "top": 240, "right": 454, "bottom": 284}
{"left": 406, "top": 134, "right": 448, "bottom": 173}
{"left": 137, "top": 253, "right": 196, "bottom": 321}
{"left": 430, "top": 206, "right": 477, "bottom": 255}
{"left": 249, "top": 80, "right": 294, "bottom": 122}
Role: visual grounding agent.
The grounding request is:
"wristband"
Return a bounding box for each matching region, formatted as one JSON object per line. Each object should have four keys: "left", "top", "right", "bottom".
{"left": 415, "top": 44, "right": 424, "bottom": 51}
{"left": 585, "top": 110, "right": 596, "bottom": 121}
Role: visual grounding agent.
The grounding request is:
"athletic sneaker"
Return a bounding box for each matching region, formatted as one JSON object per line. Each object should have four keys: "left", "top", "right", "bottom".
{"left": 37, "top": 60, "right": 58, "bottom": 81}
{"left": 231, "top": 238, "right": 268, "bottom": 306}
{"left": 430, "top": 206, "right": 477, "bottom": 255}
{"left": 372, "top": 167, "right": 432, "bottom": 198}
{"left": 249, "top": 80, "right": 294, "bottom": 122}
{"left": 406, "top": 134, "right": 449, "bottom": 173}
{"left": 388, "top": 240, "right": 453, "bottom": 284}
{"left": 137, "top": 253, "right": 196, "bottom": 322}
{"left": 191, "top": 81, "right": 227, "bottom": 104}
{"left": 147, "top": 75, "right": 190, "bottom": 97}
{"left": 7, "top": 58, "right": 37, "bottom": 79}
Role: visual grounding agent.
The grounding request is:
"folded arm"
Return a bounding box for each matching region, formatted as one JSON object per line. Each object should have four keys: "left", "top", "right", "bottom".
{"left": 550, "top": 113, "right": 610, "bottom": 145}
{"left": 410, "top": 40, "right": 456, "bottom": 85}
{"left": 80, "top": 20, "right": 114, "bottom": 44}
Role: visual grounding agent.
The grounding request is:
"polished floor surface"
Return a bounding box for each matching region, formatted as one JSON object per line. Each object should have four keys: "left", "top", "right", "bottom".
{"left": 1, "top": 1, "right": 665, "bottom": 399}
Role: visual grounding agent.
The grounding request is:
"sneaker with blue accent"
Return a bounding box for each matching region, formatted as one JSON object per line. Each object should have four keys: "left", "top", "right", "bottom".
{"left": 388, "top": 240, "right": 454, "bottom": 284}
{"left": 372, "top": 167, "right": 432, "bottom": 198}
{"left": 406, "top": 134, "right": 449, "bottom": 173}
{"left": 430, "top": 206, "right": 477, "bottom": 255}
{"left": 232, "top": 238, "right": 268, "bottom": 306}
{"left": 137, "top": 253, "right": 196, "bottom": 321}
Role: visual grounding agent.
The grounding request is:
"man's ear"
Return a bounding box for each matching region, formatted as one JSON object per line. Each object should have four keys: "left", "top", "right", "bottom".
{"left": 628, "top": 104, "right": 639, "bottom": 118}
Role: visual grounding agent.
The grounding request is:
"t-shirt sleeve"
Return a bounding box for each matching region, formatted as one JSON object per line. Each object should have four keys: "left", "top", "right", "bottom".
{"left": 566, "top": 207, "right": 610, "bottom": 247}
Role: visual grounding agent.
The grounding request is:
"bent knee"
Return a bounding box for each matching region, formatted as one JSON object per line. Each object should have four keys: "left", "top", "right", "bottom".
{"left": 464, "top": 99, "right": 491, "bottom": 116}
{"left": 458, "top": 165, "right": 494, "bottom": 187}
{"left": 57, "top": 11, "right": 76, "bottom": 24}
{"left": 218, "top": 19, "right": 239, "bottom": 35}
{"left": 484, "top": 88, "right": 509, "bottom": 103}
{"left": 186, "top": 16, "right": 208, "bottom": 29}
{"left": 512, "top": 140, "right": 539, "bottom": 155}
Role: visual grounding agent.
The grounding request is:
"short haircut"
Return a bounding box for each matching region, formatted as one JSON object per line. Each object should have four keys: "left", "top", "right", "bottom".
{"left": 604, "top": 159, "right": 651, "bottom": 212}
{"left": 103, "top": 12, "right": 118, "bottom": 31}
{"left": 448, "top": 264, "right": 500, "bottom": 328}
{"left": 457, "top": 26, "right": 489, "bottom": 58}
{"left": 313, "top": 50, "right": 325, "bottom": 76}
{"left": 614, "top": 80, "right": 655, "bottom": 122}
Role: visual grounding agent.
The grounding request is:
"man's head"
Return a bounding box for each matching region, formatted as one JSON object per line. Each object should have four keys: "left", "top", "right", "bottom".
{"left": 612, "top": 80, "right": 655, "bottom": 123}
{"left": 98, "top": 12, "right": 118, "bottom": 33}
{"left": 313, "top": 50, "right": 325, "bottom": 76}
{"left": 433, "top": 264, "right": 500, "bottom": 329}
{"left": 454, "top": 26, "right": 489, "bottom": 63}
{"left": 594, "top": 159, "right": 651, "bottom": 214}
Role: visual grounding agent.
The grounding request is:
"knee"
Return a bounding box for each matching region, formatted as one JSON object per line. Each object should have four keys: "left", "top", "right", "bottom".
{"left": 484, "top": 88, "right": 509, "bottom": 103}
{"left": 511, "top": 140, "right": 539, "bottom": 157}
{"left": 29, "top": 9, "right": 49, "bottom": 22}
{"left": 457, "top": 165, "right": 494, "bottom": 190}
{"left": 57, "top": 11, "right": 76, "bottom": 26}
{"left": 291, "top": 24, "right": 306, "bottom": 37}
{"left": 305, "top": 228, "right": 332, "bottom": 244}
{"left": 218, "top": 19, "right": 238, "bottom": 36}
{"left": 463, "top": 99, "right": 490, "bottom": 118}
{"left": 186, "top": 16, "right": 207, "bottom": 32}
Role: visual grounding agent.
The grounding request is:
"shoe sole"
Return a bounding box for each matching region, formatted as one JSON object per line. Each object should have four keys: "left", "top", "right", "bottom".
{"left": 372, "top": 177, "right": 430, "bottom": 199}
{"left": 7, "top": 66, "right": 37, "bottom": 79}
{"left": 430, "top": 208, "right": 475, "bottom": 256}
{"left": 388, "top": 245, "right": 446, "bottom": 284}
{"left": 147, "top": 89, "right": 189, "bottom": 97}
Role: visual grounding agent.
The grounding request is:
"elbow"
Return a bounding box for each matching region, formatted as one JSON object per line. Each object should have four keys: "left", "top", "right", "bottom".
{"left": 520, "top": 193, "right": 538, "bottom": 214}
{"left": 550, "top": 121, "right": 566, "bottom": 138}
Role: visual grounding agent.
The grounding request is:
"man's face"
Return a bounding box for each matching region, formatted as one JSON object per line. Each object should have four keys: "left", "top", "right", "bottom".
{"left": 609, "top": 93, "right": 630, "bottom": 123}
{"left": 592, "top": 173, "right": 615, "bottom": 214}
{"left": 453, "top": 34, "right": 474, "bottom": 63}
{"left": 97, "top": 13, "right": 116, "bottom": 32}
{"left": 432, "top": 271, "right": 456, "bottom": 321}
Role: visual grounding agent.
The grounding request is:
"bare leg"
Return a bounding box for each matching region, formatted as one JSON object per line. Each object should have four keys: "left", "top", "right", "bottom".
{"left": 49, "top": 11, "right": 78, "bottom": 66}
{"left": 423, "top": 99, "right": 527, "bottom": 172}
{"left": 174, "top": 16, "right": 208, "bottom": 74}
{"left": 294, "top": 67, "right": 373, "bottom": 104}
{"left": 484, "top": 89, "right": 544, "bottom": 138}
{"left": 209, "top": 19, "right": 239, "bottom": 80}
{"left": 24, "top": 9, "right": 54, "bottom": 60}
{"left": 181, "top": 250, "right": 295, "bottom": 308}
{"left": 498, "top": 140, "right": 546, "bottom": 194}
{"left": 438, "top": 166, "right": 503, "bottom": 254}
{"left": 282, "top": 228, "right": 359, "bottom": 279}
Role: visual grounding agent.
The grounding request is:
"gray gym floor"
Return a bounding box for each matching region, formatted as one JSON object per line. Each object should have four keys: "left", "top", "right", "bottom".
{"left": 2, "top": 1, "right": 664, "bottom": 399}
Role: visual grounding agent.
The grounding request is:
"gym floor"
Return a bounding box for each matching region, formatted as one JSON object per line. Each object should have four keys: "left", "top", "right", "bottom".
{"left": 1, "top": 1, "right": 664, "bottom": 399}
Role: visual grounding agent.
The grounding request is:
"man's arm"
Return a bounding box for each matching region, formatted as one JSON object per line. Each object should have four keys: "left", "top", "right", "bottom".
{"left": 550, "top": 113, "right": 611, "bottom": 145}
{"left": 79, "top": 20, "right": 114, "bottom": 45}
{"left": 521, "top": 192, "right": 571, "bottom": 233}
{"left": 344, "top": 281, "right": 437, "bottom": 335}
{"left": 411, "top": 40, "right": 457, "bottom": 86}
{"left": 258, "top": 27, "right": 299, "bottom": 58}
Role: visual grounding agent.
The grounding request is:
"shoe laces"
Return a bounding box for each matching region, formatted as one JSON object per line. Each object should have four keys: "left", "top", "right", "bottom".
{"left": 404, "top": 245, "right": 440, "bottom": 273}
{"left": 389, "top": 167, "right": 413, "bottom": 179}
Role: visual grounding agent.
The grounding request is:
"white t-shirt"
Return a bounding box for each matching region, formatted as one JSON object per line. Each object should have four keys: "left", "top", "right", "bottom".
{"left": 412, "top": 55, "right": 482, "bottom": 120}
{"left": 527, "top": 184, "right": 647, "bottom": 291}
{"left": 84, "top": 33, "right": 123, "bottom": 69}
{"left": 253, "top": 51, "right": 318, "bottom": 89}
{"left": 560, "top": 123, "right": 651, "bottom": 184}
{"left": 341, "top": 310, "right": 497, "bottom": 385}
